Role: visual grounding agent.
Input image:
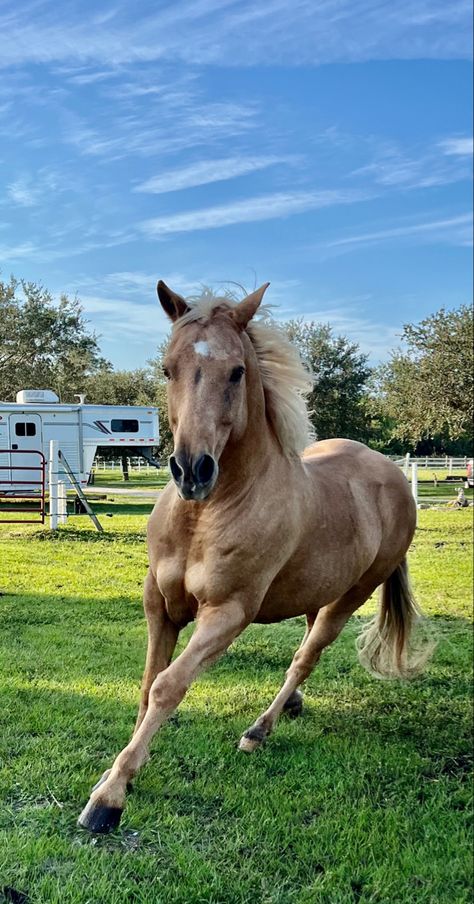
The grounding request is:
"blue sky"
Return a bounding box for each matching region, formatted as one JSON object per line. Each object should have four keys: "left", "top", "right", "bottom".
{"left": 0, "top": 0, "right": 472, "bottom": 368}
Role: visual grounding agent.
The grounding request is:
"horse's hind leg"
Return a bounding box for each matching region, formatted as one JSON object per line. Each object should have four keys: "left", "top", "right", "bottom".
{"left": 239, "top": 589, "right": 368, "bottom": 752}
{"left": 281, "top": 615, "right": 315, "bottom": 718}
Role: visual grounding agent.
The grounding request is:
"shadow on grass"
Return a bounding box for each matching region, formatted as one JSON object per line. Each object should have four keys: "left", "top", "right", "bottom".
{"left": 12, "top": 527, "right": 147, "bottom": 543}
{"left": 1, "top": 665, "right": 471, "bottom": 824}
{"left": 1, "top": 590, "right": 471, "bottom": 780}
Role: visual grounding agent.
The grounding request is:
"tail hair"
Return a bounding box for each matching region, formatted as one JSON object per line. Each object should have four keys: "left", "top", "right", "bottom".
{"left": 357, "top": 558, "right": 434, "bottom": 680}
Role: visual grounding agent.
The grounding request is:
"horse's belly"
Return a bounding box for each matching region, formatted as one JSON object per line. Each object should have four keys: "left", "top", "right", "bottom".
{"left": 255, "top": 592, "right": 314, "bottom": 623}
{"left": 255, "top": 545, "right": 374, "bottom": 623}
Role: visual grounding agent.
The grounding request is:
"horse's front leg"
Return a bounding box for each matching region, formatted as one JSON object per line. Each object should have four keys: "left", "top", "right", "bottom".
{"left": 78, "top": 600, "right": 249, "bottom": 833}
{"left": 133, "top": 569, "right": 180, "bottom": 734}
{"left": 87, "top": 571, "right": 179, "bottom": 797}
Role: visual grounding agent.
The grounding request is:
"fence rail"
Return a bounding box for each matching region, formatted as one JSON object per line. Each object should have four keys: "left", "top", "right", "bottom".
{"left": 93, "top": 456, "right": 161, "bottom": 473}
{"left": 391, "top": 455, "right": 470, "bottom": 473}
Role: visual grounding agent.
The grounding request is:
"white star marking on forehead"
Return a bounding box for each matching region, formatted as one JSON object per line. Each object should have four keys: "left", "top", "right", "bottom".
{"left": 193, "top": 340, "right": 212, "bottom": 358}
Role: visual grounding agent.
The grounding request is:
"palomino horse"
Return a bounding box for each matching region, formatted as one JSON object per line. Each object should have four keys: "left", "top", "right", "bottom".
{"left": 79, "top": 281, "right": 430, "bottom": 833}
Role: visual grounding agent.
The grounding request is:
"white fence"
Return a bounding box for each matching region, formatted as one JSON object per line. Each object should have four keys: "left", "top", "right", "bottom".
{"left": 391, "top": 454, "right": 470, "bottom": 475}
{"left": 93, "top": 456, "right": 159, "bottom": 473}
{"left": 390, "top": 454, "right": 471, "bottom": 507}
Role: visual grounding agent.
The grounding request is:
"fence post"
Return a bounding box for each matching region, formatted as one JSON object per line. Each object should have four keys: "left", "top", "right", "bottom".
{"left": 411, "top": 461, "right": 418, "bottom": 507}
{"left": 449, "top": 457, "right": 453, "bottom": 475}
{"left": 49, "top": 440, "right": 59, "bottom": 530}
{"left": 404, "top": 452, "right": 410, "bottom": 478}
{"left": 58, "top": 480, "right": 68, "bottom": 524}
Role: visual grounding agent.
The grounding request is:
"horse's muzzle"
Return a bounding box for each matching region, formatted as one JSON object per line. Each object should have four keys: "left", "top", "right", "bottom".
{"left": 169, "top": 451, "right": 218, "bottom": 501}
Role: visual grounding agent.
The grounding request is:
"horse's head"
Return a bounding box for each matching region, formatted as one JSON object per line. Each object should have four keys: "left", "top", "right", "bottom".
{"left": 158, "top": 280, "right": 269, "bottom": 501}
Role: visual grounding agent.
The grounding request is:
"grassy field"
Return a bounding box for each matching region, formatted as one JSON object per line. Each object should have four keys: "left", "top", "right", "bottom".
{"left": 93, "top": 468, "right": 170, "bottom": 489}
{"left": 0, "top": 500, "right": 472, "bottom": 904}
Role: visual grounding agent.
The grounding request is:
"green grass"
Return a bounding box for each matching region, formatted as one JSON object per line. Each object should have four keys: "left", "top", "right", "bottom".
{"left": 0, "top": 504, "right": 472, "bottom": 904}
{"left": 410, "top": 469, "right": 469, "bottom": 482}
{"left": 92, "top": 468, "right": 169, "bottom": 489}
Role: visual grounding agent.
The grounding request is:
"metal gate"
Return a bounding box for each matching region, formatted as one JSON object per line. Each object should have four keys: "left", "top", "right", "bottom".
{"left": 0, "top": 448, "right": 46, "bottom": 524}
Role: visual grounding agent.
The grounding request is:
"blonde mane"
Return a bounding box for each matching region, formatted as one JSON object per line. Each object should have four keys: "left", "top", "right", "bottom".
{"left": 173, "top": 290, "right": 313, "bottom": 457}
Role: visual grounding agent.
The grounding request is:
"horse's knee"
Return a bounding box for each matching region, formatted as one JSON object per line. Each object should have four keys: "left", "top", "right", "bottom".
{"left": 149, "top": 671, "right": 187, "bottom": 710}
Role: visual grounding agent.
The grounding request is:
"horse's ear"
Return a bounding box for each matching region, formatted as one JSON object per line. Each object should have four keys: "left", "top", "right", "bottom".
{"left": 230, "top": 283, "right": 270, "bottom": 329}
{"left": 157, "top": 280, "right": 189, "bottom": 322}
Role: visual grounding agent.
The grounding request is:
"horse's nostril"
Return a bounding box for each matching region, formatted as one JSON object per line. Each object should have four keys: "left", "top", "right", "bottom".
{"left": 169, "top": 455, "right": 184, "bottom": 482}
{"left": 194, "top": 454, "right": 216, "bottom": 486}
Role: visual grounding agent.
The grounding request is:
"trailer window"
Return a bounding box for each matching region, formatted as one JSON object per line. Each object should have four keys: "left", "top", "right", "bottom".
{"left": 111, "top": 419, "right": 139, "bottom": 433}
{"left": 15, "top": 422, "right": 36, "bottom": 437}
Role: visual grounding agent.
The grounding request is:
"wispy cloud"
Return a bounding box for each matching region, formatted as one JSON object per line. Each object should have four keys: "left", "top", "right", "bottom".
{"left": 324, "top": 212, "right": 473, "bottom": 251}
{"left": 140, "top": 188, "right": 372, "bottom": 237}
{"left": 66, "top": 69, "right": 121, "bottom": 86}
{"left": 63, "top": 98, "right": 257, "bottom": 160}
{"left": 70, "top": 293, "right": 168, "bottom": 349}
{"left": 76, "top": 270, "right": 202, "bottom": 299}
{"left": 299, "top": 307, "right": 401, "bottom": 361}
{"left": 0, "top": 1, "right": 470, "bottom": 70}
{"left": 351, "top": 139, "right": 473, "bottom": 190}
{"left": 7, "top": 177, "right": 39, "bottom": 207}
{"left": 72, "top": 280, "right": 400, "bottom": 362}
{"left": 438, "top": 136, "right": 474, "bottom": 156}
{"left": 6, "top": 170, "right": 62, "bottom": 207}
{"left": 134, "top": 155, "right": 296, "bottom": 194}
{"left": 0, "top": 240, "right": 38, "bottom": 262}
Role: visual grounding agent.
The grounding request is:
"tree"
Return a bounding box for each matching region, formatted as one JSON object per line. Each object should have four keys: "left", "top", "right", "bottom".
{"left": 85, "top": 368, "right": 156, "bottom": 407}
{"left": 285, "top": 320, "right": 371, "bottom": 441}
{"left": 0, "top": 276, "right": 107, "bottom": 401}
{"left": 376, "top": 305, "right": 473, "bottom": 448}
{"left": 149, "top": 339, "right": 174, "bottom": 461}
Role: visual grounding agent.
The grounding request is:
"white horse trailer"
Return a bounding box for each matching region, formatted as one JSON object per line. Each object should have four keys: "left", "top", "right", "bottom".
{"left": 0, "top": 389, "right": 160, "bottom": 491}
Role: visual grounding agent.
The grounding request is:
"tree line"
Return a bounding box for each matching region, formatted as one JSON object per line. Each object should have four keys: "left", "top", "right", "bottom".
{"left": 1, "top": 275, "right": 472, "bottom": 461}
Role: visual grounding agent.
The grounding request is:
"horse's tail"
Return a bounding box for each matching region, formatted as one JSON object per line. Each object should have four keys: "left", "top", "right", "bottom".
{"left": 357, "top": 558, "right": 434, "bottom": 680}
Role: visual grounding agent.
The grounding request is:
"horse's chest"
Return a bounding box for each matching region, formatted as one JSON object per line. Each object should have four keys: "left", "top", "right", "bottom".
{"left": 155, "top": 557, "right": 198, "bottom": 625}
{"left": 155, "top": 550, "right": 215, "bottom": 624}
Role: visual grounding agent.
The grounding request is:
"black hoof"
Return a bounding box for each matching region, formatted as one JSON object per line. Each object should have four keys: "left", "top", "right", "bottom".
{"left": 244, "top": 724, "right": 267, "bottom": 743}
{"left": 77, "top": 799, "right": 123, "bottom": 834}
{"left": 283, "top": 690, "right": 304, "bottom": 719}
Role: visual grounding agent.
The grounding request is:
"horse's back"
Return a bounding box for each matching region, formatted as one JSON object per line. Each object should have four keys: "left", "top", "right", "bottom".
{"left": 303, "top": 438, "right": 411, "bottom": 493}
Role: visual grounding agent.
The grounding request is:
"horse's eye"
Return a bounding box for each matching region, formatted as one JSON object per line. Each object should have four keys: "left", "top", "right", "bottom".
{"left": 163, "top": 367, "right": 171, "bottom": 380}
{"left": 229, "top": 365, "right": 245, "bottom": 383}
